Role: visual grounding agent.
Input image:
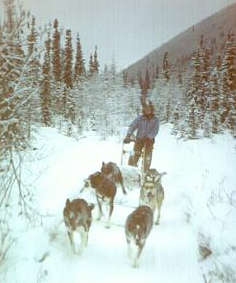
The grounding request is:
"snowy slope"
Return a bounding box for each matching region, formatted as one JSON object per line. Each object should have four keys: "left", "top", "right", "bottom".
{"left": 1, "top": 125, "right": 236, "bottom": 283}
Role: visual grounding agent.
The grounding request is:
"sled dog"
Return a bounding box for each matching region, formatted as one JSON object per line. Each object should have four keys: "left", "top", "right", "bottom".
{"left": 125, "top": 205, "right": 153, "bottom": 268}
{"left": 101, "top": 161, "right": 127, "bottom": 194}
{"left": 81, "top": 171, "right": 117, "bottom": 228}
{"left": 139, "top": 168, "right": 166, "bottom": 225}
{"left": 63, "top": 198, "right": 94, "bottom": 254}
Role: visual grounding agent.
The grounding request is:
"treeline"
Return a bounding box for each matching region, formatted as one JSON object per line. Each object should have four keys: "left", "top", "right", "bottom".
{"left": 0, "top": 0, "right": 142, "bottom": 161}
{"left": 0, "top": 0, "right": 143, "bottom": 231}
{"left": 124, "top": 31, "right": 236, "bottom": 139}
{"left": 2, "top": 0, "right": 235, "bottom": 164}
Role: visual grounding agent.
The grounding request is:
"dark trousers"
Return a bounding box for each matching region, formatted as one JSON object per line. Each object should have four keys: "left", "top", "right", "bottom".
{"left": 128, "top": 138, "right": 154, "bottom": 172}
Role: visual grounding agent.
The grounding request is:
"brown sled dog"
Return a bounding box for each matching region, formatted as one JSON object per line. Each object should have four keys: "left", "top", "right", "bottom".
{"left": 125, "top": 205, "right": 153, "bottom": 268}
{"left": 63, "top": 198, "right": 94, "bottom": 254}
{"left": 81, "top": 171, "right": 117, "bottom": 228}
{"left": 101, "top": 161, "right": 127, "bottom": 194}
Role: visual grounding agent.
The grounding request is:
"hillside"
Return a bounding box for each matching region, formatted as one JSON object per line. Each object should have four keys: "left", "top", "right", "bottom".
{"left": 124, "top": 3, "right": 236, "bottom": 80}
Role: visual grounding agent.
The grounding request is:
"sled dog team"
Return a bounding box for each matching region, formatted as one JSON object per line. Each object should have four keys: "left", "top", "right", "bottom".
{"left": 63, "top": 161, "right": 166, "bottom": 268}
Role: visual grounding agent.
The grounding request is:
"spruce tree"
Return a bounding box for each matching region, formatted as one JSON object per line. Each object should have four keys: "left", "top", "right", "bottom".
{"left": 162, "top": 52, "right": 170, "bottom": 82}
{"left": 27, "top": 16, "right": 37, "bottom": 56}
{"left": 186, "top": 49, "right": 201, "bottom": 130}
{"left": 74, "top": 33, "right": 86, "bottom": 81}
{"left": 200, "top": 47, "right": 212, "bottom": 129}
{"left": 93, "top": 45, "right": 99, "bottom": 73}
{"left": 41, "top": 33, "right": 52, "bottom": 126}
{"left": 209, "top": 72, "right": 220, "bottom": 134}
{"left": 25, "top": 15, "right": 41, "bottom": 137}
{"left": 156, "top": 64, "right": 160, "bottom": 80}
{"left": 89, "top": 53, "right": 94, "bottom": 77}
{"left": 63, "top": 29, "right": 73, "bottom": 88}
{"left": 52, "top": 19, "right": 62, "bottom": 82}
{"left": 122, "top": 71, "right": 128, "bottom": 87}
{"left": 222, "top": 31, "right": 236, "bottom": 92}
{"left": 221, "top": 31, "right": 236, "bottom": 133}
{"left": 0, "top": 0, "right": 26, "bottom": 151}
{"left": 171, "top": 102, "right": 181, "bottom": 135}
{"left": 110, "top": 57, "right": 116, "bottom": 81}
{"left": 220, "top": 32, "right": 234, "bottom": 127}
{"left": 186, "top": 102, "right": 197, "bottom": 139}
{"left": 62, "top": 29, "right": 74, "bottom": 124}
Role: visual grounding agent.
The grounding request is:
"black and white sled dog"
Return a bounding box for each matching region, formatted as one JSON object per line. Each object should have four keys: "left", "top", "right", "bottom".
{"left": 139, "top": 168, "right": 166, "bottom": 225}
{"left": 125, "top": 205, "right": 153, "bottom": 268}
{"left": 81, "top": 171, "right": 117, "bottom": 228}
{"left": 101, "top": 161, "right": 127, "bottom": 194}
{"left": 63, "top": 198, "right": 94, "bottom": 254}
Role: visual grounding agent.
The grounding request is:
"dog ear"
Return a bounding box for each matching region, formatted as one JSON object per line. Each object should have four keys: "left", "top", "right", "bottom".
{"left": 66, "top": 198, "right": 70, "bottom": 206}
{"left": 89, "top": 203, "right": 95, "bottom": 210}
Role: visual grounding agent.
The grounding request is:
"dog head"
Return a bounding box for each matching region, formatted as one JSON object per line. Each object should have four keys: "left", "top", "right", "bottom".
{"left": 63, "top": 198, "right": 95, "bottom": 231}
{"left": 144, "top": 168, "right": 167, "bottom": 184}
{"left": 126, "top": 206, "right": 153, "bottom": 245}
{"left": 141, "top": 180, "right": 156, "bottom": 202}
{"left": 81, "top": 171, "right": 103, "bottom": 192}
{"left": 101, "top": 162, "right": 112, "bottom": 175}
{"left": 63, "top": 198, "right": 77, "bottom": 231}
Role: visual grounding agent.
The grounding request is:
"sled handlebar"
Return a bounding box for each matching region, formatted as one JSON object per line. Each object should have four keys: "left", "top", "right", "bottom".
{"left": 123, "top": 135, "right": 136, "bottom": 144}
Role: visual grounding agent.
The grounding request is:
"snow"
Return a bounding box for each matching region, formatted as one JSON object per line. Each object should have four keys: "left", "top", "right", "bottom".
{"left": 1, "top": 125, "right": 236, "bottom": 282}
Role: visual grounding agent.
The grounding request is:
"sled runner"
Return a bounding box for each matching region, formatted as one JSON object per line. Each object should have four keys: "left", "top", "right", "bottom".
{"left": 120, "top": 136, "right": 135, "bottom": 166}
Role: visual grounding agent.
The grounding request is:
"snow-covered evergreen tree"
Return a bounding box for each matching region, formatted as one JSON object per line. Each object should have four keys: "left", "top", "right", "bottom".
{"left": 88, "top": 53, "right": 94, "bottom": 77}
{"left": 41, "top": 32, "right": 52, "bottom": 126}
{"left": 63, "top": 29, "right": 73, "bottom": 89}
{"left": 74, "top": 33, "right": 86, "bottom": 81}
{"left": 24, "top": 15, "right": 41, "bottom": 137}
{"left": 209, "top": 72, "right": 221, "bottom": 134}
{"left": 0, "top": 0, "right": 29, "bottom": 153}
{"left": 162, "top": 51, "right": 170, "bottom": 82}
{"left": 93, "top": 45, "right": 99, "bottom": 74}
{"left": 186, "top": 102, "right": 198, "bottom": 139}
{"left": 0, "top": 0, "right": 44, "bottom": 222}
{"left": 52, "top": 18, "right": 62, "bottom": 82}
{"left": 221, "top": 31, "right": 236, "bottom": 134}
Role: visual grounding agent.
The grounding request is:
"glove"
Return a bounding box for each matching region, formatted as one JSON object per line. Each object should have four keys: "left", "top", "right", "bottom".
{"left": 123, "top": 136, "right": 131, "bottom": 144}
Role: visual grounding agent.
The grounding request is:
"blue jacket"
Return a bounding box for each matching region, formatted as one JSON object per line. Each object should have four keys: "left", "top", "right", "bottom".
{"left": 127, "top": 115, "right": 159, "bottom": 140}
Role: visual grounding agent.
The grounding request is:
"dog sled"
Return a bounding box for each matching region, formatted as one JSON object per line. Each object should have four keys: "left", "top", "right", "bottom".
{"left": 120, "top": 135, "right": 147, "bottom": 181}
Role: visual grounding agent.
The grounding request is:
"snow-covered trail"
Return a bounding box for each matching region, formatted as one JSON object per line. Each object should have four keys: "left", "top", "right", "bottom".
{"left": 31, "top": 127, "right": 204, "bottom": 283}
{"left": 4, "top": 126, "right": 236, "bottom": 283}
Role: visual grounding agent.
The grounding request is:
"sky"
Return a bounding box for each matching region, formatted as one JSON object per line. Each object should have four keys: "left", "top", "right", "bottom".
{"left": 1, "top": 0, "right": 235, "bottom": 70}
